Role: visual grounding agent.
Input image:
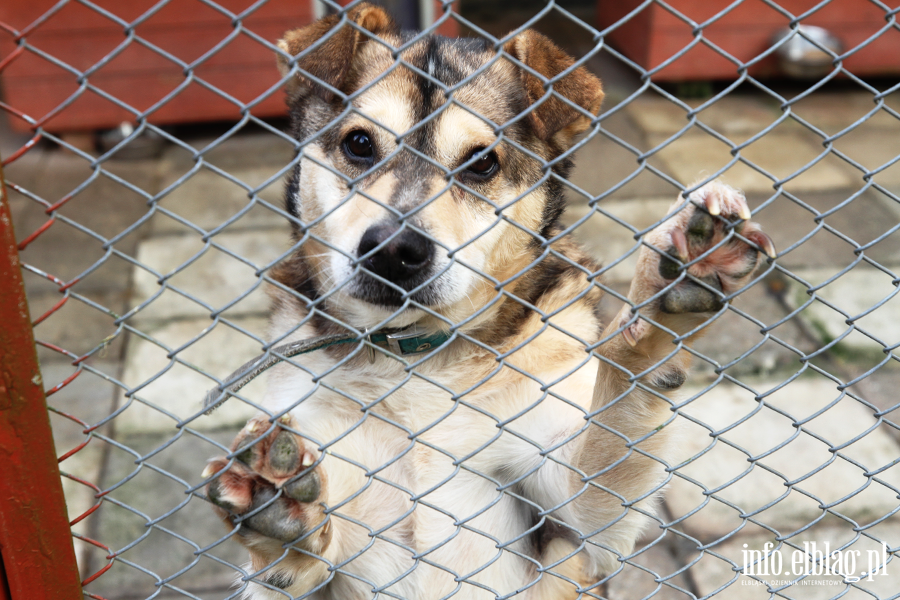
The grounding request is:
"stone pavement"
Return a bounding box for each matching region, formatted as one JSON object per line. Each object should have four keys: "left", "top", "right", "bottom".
{"left": 6, "top": 59, "right": 900, "bottom": 600}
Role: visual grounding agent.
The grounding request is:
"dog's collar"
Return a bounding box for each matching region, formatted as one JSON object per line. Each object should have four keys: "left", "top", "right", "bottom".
{"left": 202, "top": 326, "right": 450, "bottom": 413}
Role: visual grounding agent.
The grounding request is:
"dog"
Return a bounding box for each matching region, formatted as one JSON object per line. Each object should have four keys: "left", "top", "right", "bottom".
{"left": 202, "top": 4, "right": 775, "bottom": 599}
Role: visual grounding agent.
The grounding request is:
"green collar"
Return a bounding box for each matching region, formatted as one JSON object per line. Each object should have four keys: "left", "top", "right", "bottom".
{"left": 203, "top": 325, "right": 451, "bottom": 413}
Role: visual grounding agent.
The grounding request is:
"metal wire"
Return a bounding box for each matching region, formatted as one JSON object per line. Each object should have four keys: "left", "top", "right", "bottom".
{"left": 3, "top": 0, "right": 900, "bottom": 598}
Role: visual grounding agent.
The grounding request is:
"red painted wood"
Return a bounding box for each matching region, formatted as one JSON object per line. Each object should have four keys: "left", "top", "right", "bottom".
{"left": 0, "top": 0, "right": 457, "bottom": 132}
{"left": 598, "top": 0, "right": 900, "bottom": 81}
{"left": 0, "top": 0, "right": 314, "bottom": 132}
{"left": 432, "top": 0, "right": 460, "bottom": 37}
{"left": 0, "top": 165, "right": 83, "bottom": 599}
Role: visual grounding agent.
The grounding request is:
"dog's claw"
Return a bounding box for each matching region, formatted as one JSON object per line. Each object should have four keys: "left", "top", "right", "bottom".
{"left": 703, "top": 191, "right": 721, "bottom": 216}
{"left": 622, "top": 326, "right": 638, "bottom": 347}
{"left": 671, "top": 229, "right": 689, "bottom": 262}
{"left": 748, "top": 230, "right": 776, "bottom": 259}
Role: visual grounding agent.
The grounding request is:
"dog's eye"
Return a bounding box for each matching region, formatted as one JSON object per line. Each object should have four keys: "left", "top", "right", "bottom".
{"left": 343, "top": 131, "right": 374, "bottom": 160}
{"left": 466, "top": 150, "right": 498, "bottom": 177}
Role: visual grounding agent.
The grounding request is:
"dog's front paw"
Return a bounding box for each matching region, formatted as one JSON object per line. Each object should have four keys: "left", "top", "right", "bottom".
{"left": 619, "top": 181, "right": 774, "bottom": 346}
{"left": 203, "top": 415, "right": 330, "bottom": 552}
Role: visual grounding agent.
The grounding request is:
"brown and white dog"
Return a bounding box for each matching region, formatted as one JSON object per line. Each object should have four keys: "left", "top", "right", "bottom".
{"left": 202, "top": 5, "right": 774, "bottom": 599}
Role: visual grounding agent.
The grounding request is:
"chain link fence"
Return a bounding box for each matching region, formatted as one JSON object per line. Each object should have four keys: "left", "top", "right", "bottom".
{"left": 3, "top": 0, "right": 900, "bottom": 598}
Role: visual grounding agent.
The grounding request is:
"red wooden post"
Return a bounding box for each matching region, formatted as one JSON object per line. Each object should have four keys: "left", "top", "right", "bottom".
{"left": 0, "top": 162, "right": 83, "bottom": 598}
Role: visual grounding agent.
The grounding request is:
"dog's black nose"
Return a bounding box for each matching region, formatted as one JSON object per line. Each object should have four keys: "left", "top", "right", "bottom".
{"left": 357, "top": 224, "right": 434, "bottom": 284}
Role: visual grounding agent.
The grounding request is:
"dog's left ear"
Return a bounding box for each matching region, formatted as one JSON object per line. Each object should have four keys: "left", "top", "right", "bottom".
{"left": 276, "top": 3, "right": 396, "bottom": 102}
{"left": 503, "top": 30, "right": 604, "bottom": 145}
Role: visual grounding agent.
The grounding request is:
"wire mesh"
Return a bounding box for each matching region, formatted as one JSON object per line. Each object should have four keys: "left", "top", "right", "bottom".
{"left": 2, "top": 0, "right": 900, "bottom": 599}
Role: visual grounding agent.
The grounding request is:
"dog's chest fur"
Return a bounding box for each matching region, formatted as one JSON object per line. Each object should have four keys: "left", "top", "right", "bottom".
{"left": 259, "top": 308, "right": 599, "bottom": 598}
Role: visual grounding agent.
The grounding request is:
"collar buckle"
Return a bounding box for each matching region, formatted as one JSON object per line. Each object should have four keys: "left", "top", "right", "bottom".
{"left": 384, "top": 326, "right": 428, "bottom": 355}
{"left": 366, "top": 325, "right": 447, "bottom": 362}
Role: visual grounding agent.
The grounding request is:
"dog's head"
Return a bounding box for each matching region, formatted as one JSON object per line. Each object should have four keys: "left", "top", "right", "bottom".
{"left": 276, "top": 4, "right": 603, "bottom": 331}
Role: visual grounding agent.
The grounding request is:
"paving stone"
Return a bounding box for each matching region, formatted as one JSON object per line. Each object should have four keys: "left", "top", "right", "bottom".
{"left": 116, "top": 316, "right": 269, "bottom": 434}
{"left": 624, "top": 90, "right": 900, "bottom": 142}
{"left": 560, "top": 197, "right": 674, "bottom": 284}
{"left": 754, "top": 188, "right": 900, "bottom": 270}
{"left": 833, "top": 127, "right": 900, "bottom": 189}
{"left": 785, "top": 266, "right": 900, "bottom": 357}
{"left": 688, "top": 282, "right": 815, "bottom": 379}
{"left": 41, "top": 361, "right": 122, "bottom": 576}
{"left": 42, "top": 360, "right": 121, "bottom": 450}
{"left": 9, "top": 151, "right": 159, "bottom": 296}
{"left": 29, "top": 290, "right": 129, "bottom": 364}
{"left": 150, "top": 163, "right": 291, "bottom": 235}
{"left": 664, "top": 376, "right": 900, "bottom": 542}
{"left": 787, "top": 91, "right": 900, "bottom": 136}
{"left": 625, "top": 94, "right": 784, "bottom": 140}
{"left": 686, "top": 522, "right": 900, "bottom": 599}
{"left": 165, "top": 127, "right": 296, "bottom": 172}
{"left": 84, "top": 430, "right": 251, "bottom": 600}
{"left": 129, "top": 229, "right": 291, "bottom": 324}
{"left": 649, "top": 129, "right": 857, "bottom": 194}
{"left": 607, "top": 539, "right": 694, "bottom": 600}
{"left": 2, "top": 143, "right": 47, "bottom": 193}
{"left": 844, "top": 361, "right": 900, "bottom": 444}
{"left": 566, "top": 111, "right": 680, "bottom": 203}
{"left": 562, "top": 186, "right": 900, "bottom": 278}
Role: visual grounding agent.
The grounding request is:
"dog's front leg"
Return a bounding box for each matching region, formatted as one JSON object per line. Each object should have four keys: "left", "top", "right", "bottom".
{"left": 562, "top": 181, "right": 774, "bottom": 582}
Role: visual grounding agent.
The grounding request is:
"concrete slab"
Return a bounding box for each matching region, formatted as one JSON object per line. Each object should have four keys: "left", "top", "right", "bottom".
{"left": 566, "top": 111, "right": 681, "bottom": 203}
{"left": 560, "top": 197, "right": 674, "bottom": 284}
{"left": 686, "top": 522, "right": 900, "bottom": 599}
{"left": 625, "top": 94, "right": 783, "bottom": 141}
{"left": 150, "top": 163, "right": 291, "bottom": 235}
{"left": 607, "top": 539, "right": 694, "bottom": 600}
{"left": 648, "top": 130, "right": 857, "bottom": 194}
{"left": 788, "top": 91, "right": 900, "bottom": 136}
{"left": 665, "top": 376, "right": 900, "bottom": 542}
{"left": 752, "top": 189, "right": 900, "bottom": 271}
{"left": 833, "top": 127, "right": 900, "bottom": 189}
{"left": 116, "top": 316, "right": 269, "bottom": 434}
{"left": 84, "top": 430, "right": 251, "bottom": 600}
{"left": 785, "top": 266, "right": 900, "bottom": 356}
{"left": 129, "top": 229, "right": 291, "bottom": 324}
{"left": 29, "top": 290, "right": 129, "bottom": 364}
{"left": 41, "top": 360, "right": 122, "bottom": 576}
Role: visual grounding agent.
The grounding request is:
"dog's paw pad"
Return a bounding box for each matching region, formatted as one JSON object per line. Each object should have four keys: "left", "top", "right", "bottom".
{"left": 649, "top": 181, "right": 774, "bottom": 316}
{"left": 204, "top": 415, "right": 327, "bottom": 546}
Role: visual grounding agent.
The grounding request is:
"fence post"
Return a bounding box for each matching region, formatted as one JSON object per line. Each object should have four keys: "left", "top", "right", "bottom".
{"left": 0, "top": 160, "right": 83, "bottom": 599}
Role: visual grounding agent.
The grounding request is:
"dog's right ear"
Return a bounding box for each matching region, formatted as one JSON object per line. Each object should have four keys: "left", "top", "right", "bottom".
{"left": 503, "top": 30, "right": 603, "bottom": 145}
{"left": 277, "top": 3, "right": 396, "bottom": 102}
